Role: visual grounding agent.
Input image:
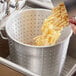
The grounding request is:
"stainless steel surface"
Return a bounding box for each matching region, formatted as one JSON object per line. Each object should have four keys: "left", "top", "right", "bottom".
{"left": 66, "top": 64, "right": 76, "bottom": 76}
{"left": 0, "top": 57, "right": 39, "bottom": 76}
{"left": 5, "top": 0, "right": 10, "bottom": 15}
{"left": 61, "top": 56, "right": 76, "bottom": 76}
{"left": 27, "top": 0, "right": 53, "bottom": 9}
{"left": 15, "top": 0, "right": 19, "bottom": 10}
{"left": 5, "top": 9, "right": 72, "bottom": 76}
{"left": 0, "top": 0, "right": 26, "bottom": 57}
{"left": 0, "top": 55, "right": 76, "bottom": 76}
{"left": 0, "top": 0, "right": 26, "bottom": 17}
{"left": 0, "top": 0, "right": 25, "bottom": 9}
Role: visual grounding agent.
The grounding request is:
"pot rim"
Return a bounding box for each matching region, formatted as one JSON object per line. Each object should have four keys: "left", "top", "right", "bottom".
{"left": 5, "top": 9, "right": 73, "bottom": 48}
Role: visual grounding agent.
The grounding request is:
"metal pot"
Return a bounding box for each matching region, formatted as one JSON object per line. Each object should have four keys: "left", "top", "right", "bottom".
{"left": 5, "top": 9, "right": 72, "bottom": 76}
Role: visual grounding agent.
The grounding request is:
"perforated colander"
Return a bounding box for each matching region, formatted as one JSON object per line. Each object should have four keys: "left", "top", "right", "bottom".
{"left": 6, "top": 9, "right": 72, "bottom": 76}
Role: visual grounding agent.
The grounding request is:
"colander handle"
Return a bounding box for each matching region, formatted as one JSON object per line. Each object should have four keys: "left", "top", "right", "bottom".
{"left": 0, "top": 31, "right": 8, "bottom": 40}
{"left": 0, "top": 28, "right": 8, "bottom": 40}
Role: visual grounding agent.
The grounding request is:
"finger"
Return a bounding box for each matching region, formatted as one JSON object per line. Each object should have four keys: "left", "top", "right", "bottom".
{"left": 69, "top": 18, "right": 76, "bottom": 25}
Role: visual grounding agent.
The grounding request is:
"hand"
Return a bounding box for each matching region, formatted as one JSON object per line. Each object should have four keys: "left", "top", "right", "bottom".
{"left": 69, "top": 17, "right": 76, "bottom": 34}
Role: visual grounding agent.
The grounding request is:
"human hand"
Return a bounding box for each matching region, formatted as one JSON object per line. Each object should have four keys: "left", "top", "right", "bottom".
{"left": 69, "top": 17, "right": 76, "bottom": 34}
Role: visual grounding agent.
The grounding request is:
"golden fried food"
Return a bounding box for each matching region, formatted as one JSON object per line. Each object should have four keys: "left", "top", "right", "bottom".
{"left": 34, "top": 3, "right": 69, "bottom": 46}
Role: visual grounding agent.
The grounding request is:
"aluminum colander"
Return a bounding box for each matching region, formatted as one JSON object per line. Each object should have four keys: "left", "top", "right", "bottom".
{"left": 5, "top": 9, "right": 72, "bottom": 76}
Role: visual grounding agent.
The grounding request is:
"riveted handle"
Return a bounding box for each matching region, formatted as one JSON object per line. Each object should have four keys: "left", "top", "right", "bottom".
{"left": 0, "top": 27, "right": 8, "bottom": 40}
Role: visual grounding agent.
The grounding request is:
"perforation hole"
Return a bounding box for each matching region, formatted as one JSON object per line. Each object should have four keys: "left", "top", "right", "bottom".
{"left": 7, "top": 10, "right": 51, "bottom": 45}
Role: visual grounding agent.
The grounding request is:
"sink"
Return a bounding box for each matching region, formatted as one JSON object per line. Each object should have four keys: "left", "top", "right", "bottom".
{"left": 0, "top": 56, "right": 76, "bottom": 76}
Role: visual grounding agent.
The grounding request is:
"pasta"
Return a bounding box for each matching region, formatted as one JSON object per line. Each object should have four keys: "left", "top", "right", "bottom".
{"left": 33, "top": 3, "right": 69, "bottom": 46}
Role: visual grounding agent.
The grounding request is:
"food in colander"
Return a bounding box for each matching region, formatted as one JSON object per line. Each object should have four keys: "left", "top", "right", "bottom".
{"left": 33, "top": 3, "right": 69, "bottom": 46}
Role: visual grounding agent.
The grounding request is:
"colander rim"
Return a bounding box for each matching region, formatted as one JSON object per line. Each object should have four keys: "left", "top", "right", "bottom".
{"left": 5, "top": 8, "right": 73, "bottom": 48}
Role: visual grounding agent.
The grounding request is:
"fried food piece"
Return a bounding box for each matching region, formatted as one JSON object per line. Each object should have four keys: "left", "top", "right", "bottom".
{"left": 34, "top": 3, "right": 69, "bottom": 46}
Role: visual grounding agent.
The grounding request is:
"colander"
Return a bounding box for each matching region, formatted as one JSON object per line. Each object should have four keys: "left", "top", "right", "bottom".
{"left": 5, "top": 9, "right": 72, "bottom": 76}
